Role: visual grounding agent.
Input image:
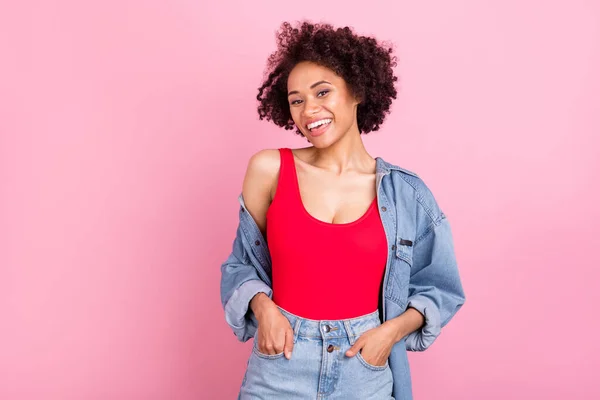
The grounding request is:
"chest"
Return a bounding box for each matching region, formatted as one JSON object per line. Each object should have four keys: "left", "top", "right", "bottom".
{"left": 290, "top": 162, "right": 378, "bottom": 225}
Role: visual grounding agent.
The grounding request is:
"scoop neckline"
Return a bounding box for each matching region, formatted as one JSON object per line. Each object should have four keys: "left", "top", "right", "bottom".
{"left": 287, "top": 149, "right": 378, "bottom": 227}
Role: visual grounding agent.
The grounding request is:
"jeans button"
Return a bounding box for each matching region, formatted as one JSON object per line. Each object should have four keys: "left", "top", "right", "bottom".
{"left": 327, "top": 344, "right": 335, "bottom": 353}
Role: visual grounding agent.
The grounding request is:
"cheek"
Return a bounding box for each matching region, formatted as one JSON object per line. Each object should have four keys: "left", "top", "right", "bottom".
{"left": 326, "top": 96, "right": 350, "bottom": 117}
{"left": 325, "top": 97, "right": 339, "bottom": 109}
{"left": 289, "top": 109, "right": 305, "bottom": 131}
{"left": 289, "top": 108, "right": 301, "bottom": 124}
{"left": 329, "top": 101, "right": 352, "bottom": 123}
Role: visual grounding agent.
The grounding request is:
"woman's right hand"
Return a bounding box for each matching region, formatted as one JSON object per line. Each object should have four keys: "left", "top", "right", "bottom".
{"left": 250, "top": 293, "right": 294, "bottom": 359}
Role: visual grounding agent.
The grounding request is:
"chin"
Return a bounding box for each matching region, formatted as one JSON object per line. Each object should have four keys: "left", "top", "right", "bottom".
{"left": 302, "top": 130, "right": 338, "bottom": 148}
{"left": 310, "top": 141, "right": 329, "bottom": 149}
{"left": 308, "top": 136, "right": 338, "bottom": 149}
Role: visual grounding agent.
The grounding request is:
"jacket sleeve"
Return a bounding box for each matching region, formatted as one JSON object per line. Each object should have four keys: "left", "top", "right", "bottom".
{"left": 220, "top": 221, "right": 272, "bottom": 342}
{"left": 404, "top": 212, "right": 466, "bottom": 351}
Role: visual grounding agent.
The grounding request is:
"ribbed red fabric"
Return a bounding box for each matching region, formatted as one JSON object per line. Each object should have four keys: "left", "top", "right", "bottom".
{"left": 266, "top": 148, "right": 387, "bottom": 320}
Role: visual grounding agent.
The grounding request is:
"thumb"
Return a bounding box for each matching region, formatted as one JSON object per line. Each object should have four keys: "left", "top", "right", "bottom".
{"left": 284, "top": 328, "right": 294, "bottom": 360}
{"left": 345, "top": 338, "right": 364, "bottom": 357}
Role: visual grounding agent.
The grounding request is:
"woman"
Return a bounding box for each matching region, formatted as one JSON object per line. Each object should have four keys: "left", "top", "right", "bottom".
{"left": 220, "top": 21, "right": 466, "bottom": 400}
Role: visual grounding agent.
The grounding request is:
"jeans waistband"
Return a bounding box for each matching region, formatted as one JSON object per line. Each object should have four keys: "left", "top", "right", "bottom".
{"left": 277, "top": 306, "right": 381, "bottom": 340}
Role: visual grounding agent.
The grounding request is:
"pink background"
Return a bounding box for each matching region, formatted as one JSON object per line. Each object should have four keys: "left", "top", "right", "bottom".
{"left": 2, "top": 1, "right": 599, "bottom": 399}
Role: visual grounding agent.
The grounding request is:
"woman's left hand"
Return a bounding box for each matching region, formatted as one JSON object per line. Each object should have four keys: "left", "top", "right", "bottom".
{"left": 345, "top": 321, "right": 401, "bottom": 367}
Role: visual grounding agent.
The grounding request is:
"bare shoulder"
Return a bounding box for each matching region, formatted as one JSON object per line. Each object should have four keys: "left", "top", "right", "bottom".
{"left": 242, "top": 149, "right": 281, "bottom": 234}
{"left": 246, "top": 149, "right": 281, "bottom": 178}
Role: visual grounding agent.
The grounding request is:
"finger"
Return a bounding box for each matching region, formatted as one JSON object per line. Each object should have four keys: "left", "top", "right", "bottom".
{"left": 345, "top": 338, "right": 364, "bottom": 357}
{"left": 258, "top": 341, "right": 267, "bottom": 354}
{"left": 255, "top": 327, "right": 267, "bottom": 354}
{"left": 284, "top": 328, "right": 294, "bottom": 359}
{"left": 264, "top": 342, "right": 276, "bottom": 355}
{"left": 274, "top": 329, "right": 287, "bottom": 354}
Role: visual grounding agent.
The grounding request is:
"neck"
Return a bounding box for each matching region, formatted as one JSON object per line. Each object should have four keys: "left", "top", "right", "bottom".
{"left": 309, "top": 121, "right": 375, "bottom": 175}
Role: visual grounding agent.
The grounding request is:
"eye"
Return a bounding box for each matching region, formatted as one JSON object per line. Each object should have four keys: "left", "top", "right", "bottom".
{"left": 317, "top": 90, "right": 329, "bottom": 97}
{"left": 290, "top": 99, "right": 302, "bottom": 106}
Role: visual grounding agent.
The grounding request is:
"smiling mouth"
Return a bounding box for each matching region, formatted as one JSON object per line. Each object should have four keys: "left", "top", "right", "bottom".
{"left": 306, "top": 118, "right": 332, "bottom": 131}
{"left": 306, "top": 119, "right": 332, "bottom": 137}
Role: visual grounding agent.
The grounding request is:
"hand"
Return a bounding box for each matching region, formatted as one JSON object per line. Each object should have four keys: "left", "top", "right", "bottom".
{"left": 251, "top": 293, "right": 294, "bottom": 359}
{"left": 345, "top": 322, "right": 398, "bottom": 367}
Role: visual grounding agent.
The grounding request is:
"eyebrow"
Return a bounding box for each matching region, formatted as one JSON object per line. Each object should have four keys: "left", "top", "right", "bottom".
{"left": 287, "top": 80, "right": 332, "bottom": 97}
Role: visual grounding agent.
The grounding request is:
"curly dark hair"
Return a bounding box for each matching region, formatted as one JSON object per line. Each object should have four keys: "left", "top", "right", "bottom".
{"left": 257, "top": 21, "right": 399, "bottom": 135}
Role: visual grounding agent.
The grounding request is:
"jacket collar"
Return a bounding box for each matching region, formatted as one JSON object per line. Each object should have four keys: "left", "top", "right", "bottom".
{"left": 375, "top": 156, "right": 419, "bottom": 178}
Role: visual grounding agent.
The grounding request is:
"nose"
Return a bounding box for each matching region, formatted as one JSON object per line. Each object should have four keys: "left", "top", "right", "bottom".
{"left": 302, "top": 97, "right": 321, "bottom": 117}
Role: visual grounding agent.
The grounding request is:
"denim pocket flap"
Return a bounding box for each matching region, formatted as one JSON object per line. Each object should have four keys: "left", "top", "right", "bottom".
{"left": 395, "top": 237, "right": 413, "bottom": 266}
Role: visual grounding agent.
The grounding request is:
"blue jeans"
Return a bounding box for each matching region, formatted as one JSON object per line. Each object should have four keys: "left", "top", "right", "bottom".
{"left": 239, "top": 306, "right": 395, "bottom": 399}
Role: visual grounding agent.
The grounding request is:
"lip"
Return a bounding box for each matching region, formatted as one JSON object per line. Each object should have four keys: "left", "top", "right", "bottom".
{"left": 305, "top": 117, "right": 332, "bottom": 128}
{"left": 307, "top": 120, "right": 332, "bottom": 137}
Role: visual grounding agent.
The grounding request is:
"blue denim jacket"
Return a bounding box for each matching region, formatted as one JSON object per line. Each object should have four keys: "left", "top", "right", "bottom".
{"left": 220, "top": 155, "right": 466, "bottom": 400}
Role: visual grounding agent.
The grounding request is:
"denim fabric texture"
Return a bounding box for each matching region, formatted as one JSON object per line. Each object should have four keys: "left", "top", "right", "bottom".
{"left": 220, "top": 156, "right": 466, "bottom": 400}
{"left": 239, "top": 306, "right": 394, "bottom": 399}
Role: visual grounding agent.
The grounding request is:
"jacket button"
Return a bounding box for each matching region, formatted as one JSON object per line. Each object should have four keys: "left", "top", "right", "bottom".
{"left": 327, "top": 344, "right": 335, "bottom": 353}
{"left": 381, "top": 206, "right": 387, "bottom": 212}
{"left": 391, "top": 245, "right": 396, "bottom": 250}
{"left": 323, "top": 325, "right": 331, "bottom": 333}
{"left": 254, "top": 240, "right": 260, "bottom": 246}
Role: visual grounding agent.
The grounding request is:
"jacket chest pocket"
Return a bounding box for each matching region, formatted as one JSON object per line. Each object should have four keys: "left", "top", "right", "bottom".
{"left": 385, "top": 237, "right": 413, "bottom": 308}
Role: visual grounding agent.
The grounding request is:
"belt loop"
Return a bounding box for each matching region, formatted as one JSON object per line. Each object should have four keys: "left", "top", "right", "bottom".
{"left": 343, "top": 320, "right": 357, "bottom": 345}
{"left": 293, "top": 317, "right": 302, "bottom": 343}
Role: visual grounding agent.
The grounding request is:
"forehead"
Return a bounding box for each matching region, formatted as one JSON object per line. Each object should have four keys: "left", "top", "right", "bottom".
{"left": 287, "top": 61, "right": 341, "bottom": 89}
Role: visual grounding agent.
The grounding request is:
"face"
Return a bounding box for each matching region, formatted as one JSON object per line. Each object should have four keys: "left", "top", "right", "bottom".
{"left": 287, "top": 61, "right": 361, "bottom": 147}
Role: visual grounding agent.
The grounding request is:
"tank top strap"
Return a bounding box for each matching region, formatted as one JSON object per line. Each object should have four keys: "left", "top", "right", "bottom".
{"left": 273, "top": 148, "right": 300, "bottom": 206}
{"left": 279, "top": 147, "right": 294, "bottom": 168}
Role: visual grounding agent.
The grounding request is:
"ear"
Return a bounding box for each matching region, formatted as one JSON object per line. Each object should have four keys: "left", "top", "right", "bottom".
{"left": 354, "top": 93, "right": 363, "bottom": 105}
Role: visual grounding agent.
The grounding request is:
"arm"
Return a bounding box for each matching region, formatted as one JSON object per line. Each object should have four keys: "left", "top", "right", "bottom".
{"left": 402, "top": 212, "right": 466, "bottom": 351}
{"left": 241, "top": 149, "right": 279, "bottom": 240}
{"left": 220, "top": 150, "right": 294, "bottom": 351}
{"left": 220, "top": 221, "right": 273, "bottom": 342}
{"left": 383, "top": 307, "right": 425, "bottom": 342}
{"left": 220, "top": 149, "right": 278, "bottom": 341}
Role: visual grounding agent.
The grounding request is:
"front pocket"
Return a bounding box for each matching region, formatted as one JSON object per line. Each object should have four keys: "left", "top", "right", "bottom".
{"left": 356, "top": 351, "right": 389, "bottom": 371}
{"left": 252, "top": 340, "right": 286, "bottom": 360}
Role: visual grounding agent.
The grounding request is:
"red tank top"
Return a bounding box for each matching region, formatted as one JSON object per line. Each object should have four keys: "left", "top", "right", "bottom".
{"left": 266, "top": 148, "right": 387, "bottom": 320}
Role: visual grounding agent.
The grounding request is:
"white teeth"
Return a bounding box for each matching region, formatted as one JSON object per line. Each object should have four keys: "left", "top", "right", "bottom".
{"left": 307, "top": 119, "right": 332, "bottom": 130}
